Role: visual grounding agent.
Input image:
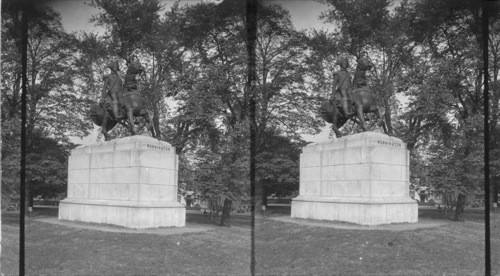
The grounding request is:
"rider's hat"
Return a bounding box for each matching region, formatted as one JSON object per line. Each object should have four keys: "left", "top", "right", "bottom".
{"left": 128, "top": 60, "right": 145, "bottom": 73}
{"left": 357, "top": 57, "right": 373, "bottom": 70}
{"left": 335, "top": 56, "right": 349, "bottom": 68}
{"left": 107, "top": 60, "right": 120, "bottom": 71}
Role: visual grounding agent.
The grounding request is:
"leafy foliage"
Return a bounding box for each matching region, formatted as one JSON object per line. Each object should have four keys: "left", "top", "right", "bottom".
{"left": 1, "top": 2, "right": 93, "bottom": 203}
{"left": 256, "top": 129, "right": 306, "bottom": 198}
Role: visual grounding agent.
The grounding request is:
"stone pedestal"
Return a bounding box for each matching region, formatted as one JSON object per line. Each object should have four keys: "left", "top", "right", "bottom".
{"left": 291, "top": 132, "right": 417, "bottom": 225}
{"left": 58, "top": 136, "right": 185, "bottom": 228}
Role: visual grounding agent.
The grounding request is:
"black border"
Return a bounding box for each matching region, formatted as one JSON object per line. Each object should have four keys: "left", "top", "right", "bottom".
{"left": 19, "top": 1, "right": 28, "bottom": 275}
{"left": 482, "top": 1, "right": 491, "bottom": 275}
{"left": 247, "top": 0, "right": 257, "bottom": 274}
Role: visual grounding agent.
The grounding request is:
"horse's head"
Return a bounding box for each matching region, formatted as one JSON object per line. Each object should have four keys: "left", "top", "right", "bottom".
{"left": 107, "top": 60, "right": 120, "bottom": 72}
{"left": 356, "top": 57, "right": 373, "bottom": 71}
{"left": 335, "top": 56, "right": 349, "bottom": 69}
{"left": 127, "top": 60, "right": 145, "bottom": 75}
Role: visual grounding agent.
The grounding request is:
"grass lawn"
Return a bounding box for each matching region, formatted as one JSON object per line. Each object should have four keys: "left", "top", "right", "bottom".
{"left": 256, "top": 207, "right": 500, "bottom": 275}
{"left": 2, "top": 206, "right": 499, "bottom": 275}
{"left": 2, "top": 208, "right": 251, "bottom": 275}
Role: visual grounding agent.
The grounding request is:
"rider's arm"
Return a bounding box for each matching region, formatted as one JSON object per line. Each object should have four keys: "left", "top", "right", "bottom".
{"left": 331, "top": 71, "right": 339, "bottom": 100}
{"left": 100, "top": 76, "right": 109, "bottom": 103}
{"left": 340, "top": 86, "right": 349, "bottom": 101}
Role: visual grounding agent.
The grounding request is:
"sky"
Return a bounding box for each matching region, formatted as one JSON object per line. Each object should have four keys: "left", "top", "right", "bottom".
{"left": 50, "top": 0, "right": 336, "bottom": 144}
{"left": 51, "top": 0, "right": 333, "bottom": 33}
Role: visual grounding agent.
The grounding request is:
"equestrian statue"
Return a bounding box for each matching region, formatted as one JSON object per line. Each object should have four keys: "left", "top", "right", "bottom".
{"left": 320, "top": 56, "right": 388, "bottom": 138}
{"left": 89, "top": 60, "right": 156, "bottom": 141}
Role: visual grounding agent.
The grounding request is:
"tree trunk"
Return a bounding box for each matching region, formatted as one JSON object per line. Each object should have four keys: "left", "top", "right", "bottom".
{"left": 454, "top": 193, "right": 466, "bottom": 221}
{"left": 383, "top": 98, "right": 393, "bottom": 134}
{"left": 219, "top": 198, "right": 232, "bottom": 227}
{"left": 152, "top": 104, "right": 161, "bottom": 139}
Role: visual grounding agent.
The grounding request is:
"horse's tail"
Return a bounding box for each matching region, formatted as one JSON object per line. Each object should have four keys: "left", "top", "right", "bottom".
{"left": 89, "top": 103, "right": 105, "bottom": 126}
{"left": 336, "top": 115, "right": 349, "bottom": 129}
{"left": 320, "top": 99, "right": 346, "bottom": 124}
{"left": 319, "top": 101, "right": 333, "bottom": 124}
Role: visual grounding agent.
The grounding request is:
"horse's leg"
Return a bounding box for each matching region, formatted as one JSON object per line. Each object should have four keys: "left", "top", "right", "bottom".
{"left": 119, "top": 119, "right": 130, "bottom": 129}
{"left": 351, "top": 116, "right": 363, "bottom": 127}
{"left": 370, "top": 106, "right": 388, "bottom": 134}
{"left": 328, "top": 107, "right": 343, "bottom": 138}
{"left": 102, "top": 110, "right": 112, "bottom": 141}
{"left": 355, "top": 103, "right": 367, "bottom": 131}
{"left": 126, "top": 106, "right": 137, "bottom": 135}
{"left": 332, "top": 121, "right": 343, "bottom": 138}
{"left": 139, "top": 109, "right": 156, "bottom": 138}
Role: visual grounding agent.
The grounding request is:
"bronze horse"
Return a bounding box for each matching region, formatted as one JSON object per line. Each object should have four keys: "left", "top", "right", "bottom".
{"left": 90, "top": 61, "right": 156, "bottom": 141}
{"left": 320, "top": 57, "right": 388, "bottom": 138}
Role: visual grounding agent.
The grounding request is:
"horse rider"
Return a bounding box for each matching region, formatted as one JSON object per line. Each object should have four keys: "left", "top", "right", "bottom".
{"left": 99, "top": 60, "right": 123, "bottom": 119}
{"left": 123, "top": 60, "right": 145, "bottom": 94}
{"left": 352, "top": 57, "right": 374, "bottom": 88}
{"left": 331, "top": 56, "right": 353, "bottom": 117}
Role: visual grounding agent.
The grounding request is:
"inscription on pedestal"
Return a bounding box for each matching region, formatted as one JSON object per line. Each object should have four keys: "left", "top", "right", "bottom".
{"left": 376, "top": 140, "right": 402, "bottom": 147}
{"left": 146, "top": 144, "right": 172, "bottom": 152}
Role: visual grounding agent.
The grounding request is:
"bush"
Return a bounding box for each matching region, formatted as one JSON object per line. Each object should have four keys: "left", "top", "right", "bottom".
{"left": 418, "top": 199, "right": 436, "bottom": 206}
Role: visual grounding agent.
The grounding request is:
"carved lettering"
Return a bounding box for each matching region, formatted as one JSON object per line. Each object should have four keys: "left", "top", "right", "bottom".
{"left": 146, "top": 144, "right": 171, "bottom": 152}
{"left": 377, "top": 140, "right": 401, "bottom": 147}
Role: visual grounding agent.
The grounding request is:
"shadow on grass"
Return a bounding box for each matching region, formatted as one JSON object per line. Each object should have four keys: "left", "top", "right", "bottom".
{"left": 2, "top": 207, "right": 59, "bottom": 226}
{"left": 265, "top": 204, "right": 489, "bottom": 223}
{"left": 2, "top": 212, "right": 21, "bottom": 226}
{"left": 1, "top": 204, "right": 488, "bottom": 227}
{"left": 418, "top": 206, "right": 488, "bottom": 222}
{"left": 2, "top": 207, "right": 252, "bottom": 228}
{"left": 186, "top": 211, "right": 251, "bottom": 228}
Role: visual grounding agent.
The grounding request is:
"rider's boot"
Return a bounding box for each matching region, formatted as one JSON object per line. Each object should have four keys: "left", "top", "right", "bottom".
{"left": 343, "top": 99, "right": 350, "bottom": 117}
{"left": 112, "top": 100, "right": 120, "bottom": 119}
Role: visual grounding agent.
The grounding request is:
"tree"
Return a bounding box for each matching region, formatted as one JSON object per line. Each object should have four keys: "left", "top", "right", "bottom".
{"left": 188, "top": 129, "right": 249, "bottom": 223}
{"left": 486, "top": 1, "right": 500, "bottom": 209}
{"left": 256, "top": 128, "right": 306, "bottom": 205}
{"left": 251, "top": 4, "right": 324, "bottom": 212}
{"left": 2, "top": 129, "right": 73, "bottom": 205}
{"left": 408, "top": 0, "right": 486, "bottom": 220}
{"left": 89, "top": 0, "right": 163, "bottom": 62}
{"left": 167, "top": 2, "right": 321, "bottom": 217}
{"left": 1, "top": 1, "right": 93, "bottom": 211}
{"left": 171, "top": 1, "right": 250, "bottom": 225}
